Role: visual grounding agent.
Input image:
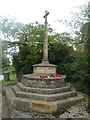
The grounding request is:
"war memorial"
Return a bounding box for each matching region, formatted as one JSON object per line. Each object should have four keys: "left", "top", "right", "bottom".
{"left": 5, "top": 11, "right": 84, "bottom": 116}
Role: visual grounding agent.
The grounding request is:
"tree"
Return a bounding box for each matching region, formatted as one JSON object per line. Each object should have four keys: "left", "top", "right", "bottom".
{"left": 57, "top": 3, "right": 89, "bottom": 93}
{"left": 0, "top": 16, "right": 25, "bottom": 57}
{"left": 49, "top": 42, "right": 75, "bottom": 74}
{"left": 0, "top": 16, "right": 24, "bottom": 41}
{"left": 58, "top": 4, "right": 88, "bottom": 50}
{"left": 12, "top": 22, "right": 55, "bottom": 79}
{"left": 53, "top": 32, "right": 74, "bottom": 47}
{"left": 13, "top": 45, "right": 40, "bottom": 80}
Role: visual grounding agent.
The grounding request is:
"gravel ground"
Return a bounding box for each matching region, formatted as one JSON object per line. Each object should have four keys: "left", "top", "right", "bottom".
{"left": 59, "top": 101, "right": 89, "bottom": 118}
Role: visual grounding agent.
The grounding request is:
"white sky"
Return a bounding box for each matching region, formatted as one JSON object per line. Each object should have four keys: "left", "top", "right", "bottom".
{"left": 0, "top": 0, "right": 89, "bottom": 33}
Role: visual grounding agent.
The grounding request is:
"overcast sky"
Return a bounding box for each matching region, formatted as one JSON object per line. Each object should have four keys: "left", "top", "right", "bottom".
{"left": 0, "top": 0, "right": 89, "bottom": 33}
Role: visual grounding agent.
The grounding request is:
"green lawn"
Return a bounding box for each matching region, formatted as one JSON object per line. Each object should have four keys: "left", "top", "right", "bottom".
{"left": 2, "top": 79, "right": 18, "bottom": 86}
{"left": 10, "top": 72, "right": 16, "bottom": 80}
{"left": 3, "top": 72, "right": 18, "bottom": 86}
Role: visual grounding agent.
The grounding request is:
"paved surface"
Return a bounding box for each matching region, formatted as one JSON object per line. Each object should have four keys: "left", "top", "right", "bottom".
{"left": 0, "top": 81, "right": 2, "bottom": 94}
{"left": 2, "top": 95, "right": 11, "bottom": 118}
{"left": 0, "top": 81, "right": 2, "bottom": 119}
{"left": 0, "top": 94, "right": 2, "bottom": 119}
{"left": 0, "top": 75, "right": 4, "bottom": 94}
{"left": 0, "top": 75, "right": 3, "bottom": 119}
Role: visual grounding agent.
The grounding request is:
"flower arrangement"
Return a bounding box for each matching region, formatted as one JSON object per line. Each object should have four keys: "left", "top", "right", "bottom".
{"left": 40, "top": 74, "right": 62, "bottom": 79}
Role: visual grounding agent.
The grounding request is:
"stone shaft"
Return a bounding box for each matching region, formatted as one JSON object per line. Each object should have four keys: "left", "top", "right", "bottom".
{"left": 42, "top": 11, "right": 49, "bottom": 63}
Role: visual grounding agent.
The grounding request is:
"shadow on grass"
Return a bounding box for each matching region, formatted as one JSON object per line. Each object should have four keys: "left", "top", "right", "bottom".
{"left": 2, "top": 79, "right": 18, "bottom": 86}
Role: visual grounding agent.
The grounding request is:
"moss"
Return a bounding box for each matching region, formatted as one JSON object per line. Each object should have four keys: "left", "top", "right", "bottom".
{"left": 22, "top": 107, "right": 27, "bottom": 112}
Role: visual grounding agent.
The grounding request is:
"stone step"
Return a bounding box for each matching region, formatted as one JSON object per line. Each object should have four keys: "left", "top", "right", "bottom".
{"left": 5, "top": 86, "right": 32, "bottom": 111}
{"left": 56, "top": 92, "right": 85, "bottom": 110}
{"left": 12, "top": 85, "right": 76, "bottom": 101}
{"left": 5, "top": 86, "right": 84, "bottom": 113}
{"left": 31, "top": 92, "right": 84, "bottom": 113}
{"left": 21, "top": 74, "right": 66, "bottom": 88}
{"left": 17, "top": 82, "right": 71, "bottom": 94}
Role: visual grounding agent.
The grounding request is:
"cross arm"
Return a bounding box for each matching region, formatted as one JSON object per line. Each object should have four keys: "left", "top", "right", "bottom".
{"left": 43, "top": 10, "right": 49, "bottom": 18}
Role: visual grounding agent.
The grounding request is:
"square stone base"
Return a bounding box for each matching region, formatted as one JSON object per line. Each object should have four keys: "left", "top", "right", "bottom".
{"left": 33, "top": 63, "right": 57, "bottom": 75}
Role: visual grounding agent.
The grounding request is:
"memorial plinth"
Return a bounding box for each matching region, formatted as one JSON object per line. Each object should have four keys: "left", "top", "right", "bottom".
{"left": 33, "top": 63, "right": 56, "bottom": 75}
{"left": 5, "top": 11, "right": 84, "bottom": 115}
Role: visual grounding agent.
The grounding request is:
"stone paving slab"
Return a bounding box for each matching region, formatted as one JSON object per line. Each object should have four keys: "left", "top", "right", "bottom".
{"left": 0, "top": 75, "right": 4, "bottom": 119}
{"left": 0, "top": 94, "right": 2, "bottom": 119}
{"left": 0, "top": 81, "right": 2, "bottom": 94}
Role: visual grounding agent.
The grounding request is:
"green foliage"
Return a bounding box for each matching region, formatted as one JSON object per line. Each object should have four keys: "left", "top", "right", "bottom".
{"left": 13, "top": 22, "right": 55, "bottom": 80}
{"left": 49, "top": 42, "right": 75, "bottom": 78}
{"left": 17, "top": 22, "right": 44, "bottom": 44}
{"left": 59, "top": 4, "right": 88, "bottom": 50}
{"left": 57, "top": 3, "right": 88, "bottom": 93}
{"left": 53, "top": 32, "right": 74, "bottom": 46}
{"left": 48, "top": 35, "right": 88, "bottom": 93}
{"left": 13, "top": 45, "right": 41, "bottom": 80}
{"left": 61, "top": 49, "right": 87, "bottom": 93}
{"left": 0, "top": 16, "right": 24, "bottom": 40}
{"left": 2, "top": 53, "right": 10, "bottom": 73}
{"left": 3, "top": 79, "right": 18, "bottom": 86}
{"left": 75, "top": 22, "right": 88, "bottom": 51}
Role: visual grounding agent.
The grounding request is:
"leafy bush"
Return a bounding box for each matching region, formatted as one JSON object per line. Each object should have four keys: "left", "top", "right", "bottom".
{"left": 13, "top": 45, "right": 41, "bottom": 80}
{"left": 49, "top": 42, "right": 88, "bottom": 93}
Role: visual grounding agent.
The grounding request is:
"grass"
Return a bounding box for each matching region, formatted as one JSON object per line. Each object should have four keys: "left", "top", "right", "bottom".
{"left": 2, "top": 79, "right": 18, "bottom": 86}
{"left": 3, "top": 72, "right": 18, "bottom": 86}
{"left": 10, "top": 72, "right": 16, "bottom": 80}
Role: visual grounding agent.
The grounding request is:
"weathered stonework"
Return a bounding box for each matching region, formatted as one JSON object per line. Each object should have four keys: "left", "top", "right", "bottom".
{"left": 21, "top": 74, "right": 65, "bottom": 88}
{"left": 5, "top": 86, "right": 84, "bottom": 113}
{"left": 33, "top": 63, "right": 56, "bottom": 74}
{"left": 17, "top": 82, "right": 70, "bottom": 94}
{"left": 31, "top": 101, "right": 57, "bottom": 113}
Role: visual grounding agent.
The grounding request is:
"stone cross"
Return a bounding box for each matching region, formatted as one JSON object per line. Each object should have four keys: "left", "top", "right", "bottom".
{"left": 42, "top": 10, "right": 49, "bottom": 64}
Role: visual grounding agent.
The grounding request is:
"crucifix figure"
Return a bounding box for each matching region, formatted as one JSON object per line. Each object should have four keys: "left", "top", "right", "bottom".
{"left": 42, "top": 10, "right": 49, "bottom": 64}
